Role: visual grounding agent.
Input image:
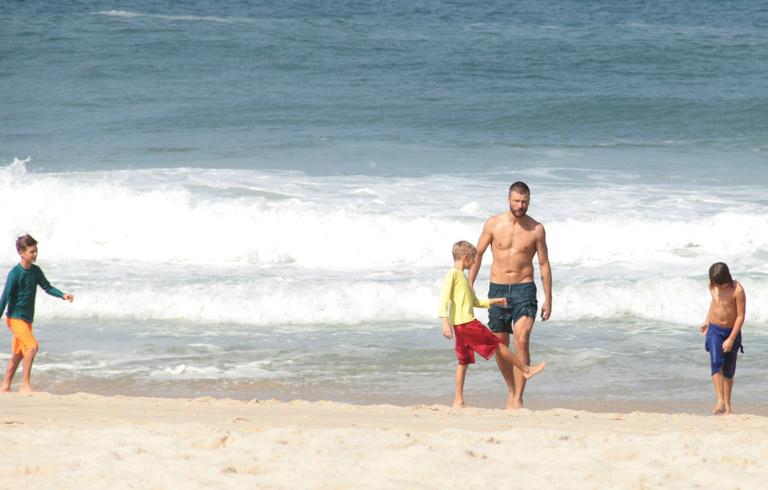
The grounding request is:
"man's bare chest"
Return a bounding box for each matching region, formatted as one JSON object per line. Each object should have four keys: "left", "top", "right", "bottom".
{"left": 492, "top": 229, "right": 536, "bottom": 254}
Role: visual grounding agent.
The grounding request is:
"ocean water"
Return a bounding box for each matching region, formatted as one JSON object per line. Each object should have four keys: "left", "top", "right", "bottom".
{"left": 1, "top": 1, "right": 767, "bottom": 412}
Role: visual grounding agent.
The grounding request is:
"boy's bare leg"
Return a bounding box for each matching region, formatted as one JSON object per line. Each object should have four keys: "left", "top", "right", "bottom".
{"left": 711, "top": 371, "right": 726, "bottom": 415}
{"left": 497, "top": 345, "right": 544, "bottom": 378}
{"left": 496, "top": 344, "right": 529, "bottom": 371}
{"left": 453, "top": 364, "right": 468, "bottom": 408}
{"left": 493, "top": 332, "right": 516, "bottom": 409}
{"left": 1, "top": 352, "right": 24, "bottom": 392}
{"left": 19, "top": 347, "right": 37, "bottom": 393}
{"left": 511, "top": 316, "right": 535, "bottom": 409}
{"left": 723, "top": 377, "right": 734, "bottom": 415}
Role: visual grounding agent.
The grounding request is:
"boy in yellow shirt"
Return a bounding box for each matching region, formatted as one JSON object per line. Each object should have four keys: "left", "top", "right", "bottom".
{"left": 439, "top": 241, "right": 545, "bottom": 408}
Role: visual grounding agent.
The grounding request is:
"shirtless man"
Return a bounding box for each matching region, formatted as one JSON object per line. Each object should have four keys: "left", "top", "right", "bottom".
{"left": 468, "top": 182, "right": 551, "bottom": 410}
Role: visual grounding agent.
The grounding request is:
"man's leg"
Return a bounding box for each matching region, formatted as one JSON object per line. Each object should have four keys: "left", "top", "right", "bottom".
{"left": 511, "top": 316, "right": 535, "bottom": 409}
{"left": 493, "top": 332, "right": 517, "bottom": 409}
{"left": 1, "top": 352, "right": 23, "bottom": 392}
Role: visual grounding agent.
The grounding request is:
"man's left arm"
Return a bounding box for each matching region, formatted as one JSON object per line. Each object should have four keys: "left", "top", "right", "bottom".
{"left": 536, "top": 224, "right": 552, "bottom": 321}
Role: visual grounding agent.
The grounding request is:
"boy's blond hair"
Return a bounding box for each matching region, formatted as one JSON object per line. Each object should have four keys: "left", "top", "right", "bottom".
{"left": 452, "top": 240, "right": 476, "bottom": 260}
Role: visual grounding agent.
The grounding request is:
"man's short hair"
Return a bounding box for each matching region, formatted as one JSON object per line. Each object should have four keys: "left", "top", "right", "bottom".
{"left": 452, "top": 240, "right": 476, "bottom": 260}
{"left": 709, "top": 262, "right": 733, "bottom": 286}
{"left": 16, "top": 234, "right": 38, "bottom": 253}
{"left": 509, "top": 181, "right": 530, "bottom": 195}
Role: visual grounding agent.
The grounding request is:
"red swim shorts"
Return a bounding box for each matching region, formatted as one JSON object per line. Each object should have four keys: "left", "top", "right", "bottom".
{"left": 454, "top": 319, "right": 501, "bottom": 365}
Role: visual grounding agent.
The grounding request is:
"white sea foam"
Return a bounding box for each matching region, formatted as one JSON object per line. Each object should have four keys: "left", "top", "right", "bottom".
{"left": 148, "top": 360, "right": 279, "bottom": 380}
{"left": 553, "top": 277, "right": 768, "bottom": 326}
{"left": 40, "top": 278, "right": 441, "bottom": 326}
{"left": 3, "top": 161, "right": 768, "bottom": 327}
{"left": 94, "top": 10, "right": 142, "bottom": 18}
{"left": 2, "top": 161, "right": 767, "bottom": 272}
{"left": 550, "top": 213, "right": 768, "bottom": 269}
{"left": 29, "top": 273, "right": 768, "bottom": 328}
{"left": 93, "top": 10, "right": 256, "bottom": 24}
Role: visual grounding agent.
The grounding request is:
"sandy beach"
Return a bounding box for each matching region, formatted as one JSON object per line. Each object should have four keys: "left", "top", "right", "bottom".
{"left": 1, "top": 393, "right": 765, "bottom": 489}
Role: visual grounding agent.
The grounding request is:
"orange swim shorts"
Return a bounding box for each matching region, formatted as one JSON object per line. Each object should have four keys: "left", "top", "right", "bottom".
{"left": 6, "top": 318, "right": 38, "bottom": 355}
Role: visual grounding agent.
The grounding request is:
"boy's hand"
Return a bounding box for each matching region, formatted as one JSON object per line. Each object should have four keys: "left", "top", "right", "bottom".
{"left": 441, "top": 319, "right": 453, "bottom": 339}
{"left": 722, "top": 337, "right": 734, "bottom": 353}
{"left": 490, "top": 297, "right": 507, "bottom": 307}
{"left": 699, "top": 324, "right": 708, "bottom": 335}
{"left": 63, "top": 293, "right": 74, "bottom": 302}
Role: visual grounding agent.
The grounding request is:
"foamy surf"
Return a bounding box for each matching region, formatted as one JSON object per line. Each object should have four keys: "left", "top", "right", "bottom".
{"left": 2, "top": 160, "right": 767, "bottom": 271}
{"left": 3, "top": 159, "right": 767, "bottom": 329}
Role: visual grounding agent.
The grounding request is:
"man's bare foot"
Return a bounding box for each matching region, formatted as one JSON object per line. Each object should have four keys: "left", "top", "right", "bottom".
{"left": 0, "top": 385, "right": 11, "bottom": 393}
{"left": 522, "top": 363, "right": 546, "bottom": 380}
{"left": 712, "top": 401, "right": 726, "bottom": 415}
{"left": 724, "top": 403, "right": 732, "bottom": 415}
{"left": 452, "top": 400, "right": 465, "bottom": 408}
{"left": 19, "top": 385, "right": 34, "bottom": 394}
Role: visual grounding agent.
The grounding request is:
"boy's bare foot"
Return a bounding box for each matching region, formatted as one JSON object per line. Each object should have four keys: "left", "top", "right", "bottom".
{"left": 506, "top": 399, "right": 523, "bottom": 410}
{"left": 452, "top": 401, "right": 465, "bottom": 408}
{"left": 712, "top": 401, "right": 726, "bottom": 415}
{"left": 522, "top": 363, "right": 546, "bottom": 380}
{"left": 724, "top": 403, "right": 732, "bottom": 415}
{"left": 19, "top": 385, "right": 34, "bottom": 394}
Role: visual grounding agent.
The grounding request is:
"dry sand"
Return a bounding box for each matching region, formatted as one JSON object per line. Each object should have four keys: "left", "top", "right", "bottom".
{"left": 1, "top": 392, "right": 766, "bottom": 489}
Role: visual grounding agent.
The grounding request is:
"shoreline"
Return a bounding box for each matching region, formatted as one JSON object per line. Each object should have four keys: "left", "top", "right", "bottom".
{"left": 4, "top": 389, "right": 766, "bottom": 424}
{"left": 2, "top": 392, "right": 767, "bottom": 488}
{"left": 21, "top": 382, "right": 768, "bottom": 417}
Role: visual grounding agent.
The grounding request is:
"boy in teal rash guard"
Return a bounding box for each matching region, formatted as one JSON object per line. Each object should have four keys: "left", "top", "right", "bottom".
{"left": 0, "top": 234, "right": 73, "bottom": 393}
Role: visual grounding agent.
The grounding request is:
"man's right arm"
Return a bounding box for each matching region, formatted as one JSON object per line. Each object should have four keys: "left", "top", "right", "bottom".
{"left": 468, "top": 219, "right": 493, "bottom": 287}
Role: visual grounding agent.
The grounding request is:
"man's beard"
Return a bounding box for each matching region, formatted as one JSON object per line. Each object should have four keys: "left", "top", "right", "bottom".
{"left": 509, "top": 206, "right": 527, "bottom": 217}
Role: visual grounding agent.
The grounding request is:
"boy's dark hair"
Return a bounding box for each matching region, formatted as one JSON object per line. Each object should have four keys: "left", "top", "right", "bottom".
{"left": 16, "top": 234, "right": 38, "bottom": 253}
{"left": 509, "top": 181, "right": 530, "bottom": 195}
{"left": 709, "top": 262, "right": 733, "bottom": 287}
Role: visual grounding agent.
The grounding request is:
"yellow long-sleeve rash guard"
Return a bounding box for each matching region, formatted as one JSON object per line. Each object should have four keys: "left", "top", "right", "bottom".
{"left": 438, "top": 268, "right": 490, "bottom": 326}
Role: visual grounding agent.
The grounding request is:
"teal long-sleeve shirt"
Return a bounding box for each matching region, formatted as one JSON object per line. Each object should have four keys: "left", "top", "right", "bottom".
{"left": 0, "top": 264, "right": 65, "bottom": 323}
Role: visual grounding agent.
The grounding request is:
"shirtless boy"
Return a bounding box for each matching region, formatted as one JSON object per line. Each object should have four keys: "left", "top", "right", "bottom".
{"left": 469, "top": 182, "right": 551, "bottom": 409}
{"left": 699, "top": 262, "right": 745, "bottom": 415}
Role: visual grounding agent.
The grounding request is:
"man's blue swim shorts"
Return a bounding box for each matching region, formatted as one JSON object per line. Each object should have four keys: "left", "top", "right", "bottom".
{"left": 487, "top": 282, "right": 538, "bottom": 334}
